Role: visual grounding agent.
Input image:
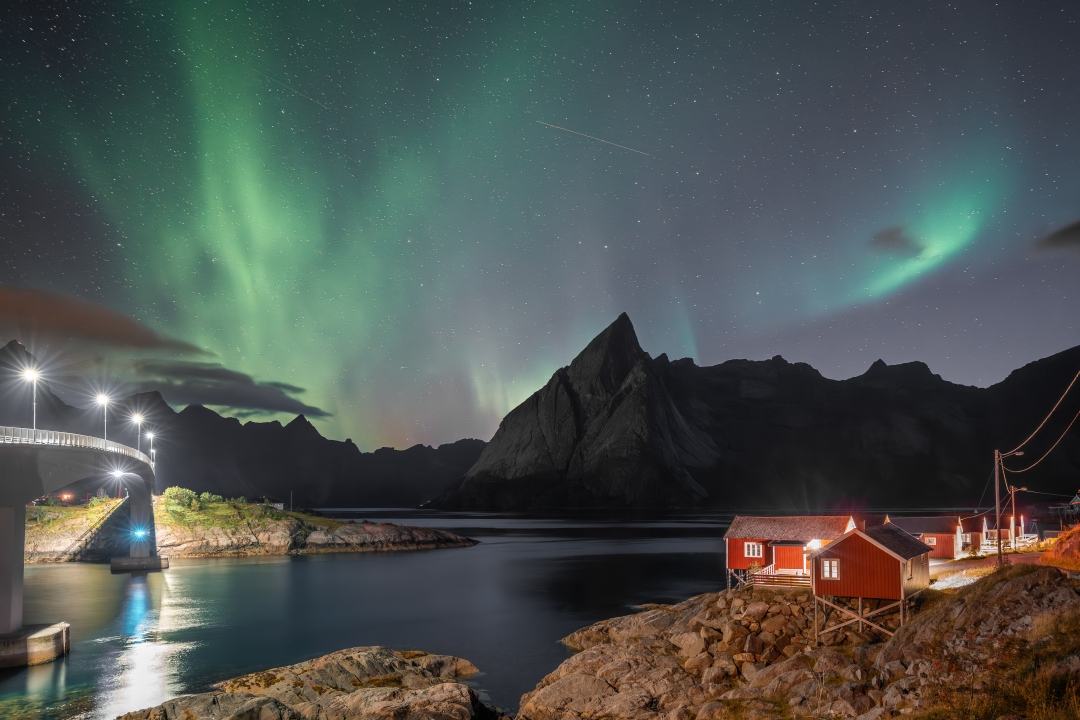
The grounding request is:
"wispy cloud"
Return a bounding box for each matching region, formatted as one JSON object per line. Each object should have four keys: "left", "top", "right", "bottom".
{"left": 0, "top": 286, "right": 205, "bottom": 353}
{"left": 868, "top": 227, "right": 924, "bottom": 258}
{"left": 1036, "top": 219, "right": 1080, "bottom": 251}
{"left": 132, "top": 359, "right": 330, "bottom": 418}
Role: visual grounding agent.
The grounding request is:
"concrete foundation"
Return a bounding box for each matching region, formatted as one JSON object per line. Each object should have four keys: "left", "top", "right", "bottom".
{"left": 111, "top": 556, "right": 169, "bottom": 572}
{"left": 0, "top": 622, "right": 70, "bottom": 668}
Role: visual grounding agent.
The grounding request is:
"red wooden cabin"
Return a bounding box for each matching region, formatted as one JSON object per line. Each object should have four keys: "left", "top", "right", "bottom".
{"left": 808, "top": 524, "right": 932, "bottom": 638}
{"left": 884, "top": 515, "right": 963, "bottom": 558}
{"left": 724, "top": 515, "right": 856, "bottom": 584}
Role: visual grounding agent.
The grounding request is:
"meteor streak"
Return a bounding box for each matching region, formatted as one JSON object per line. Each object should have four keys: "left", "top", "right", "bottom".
{"left": 536, "top": 121, "right": 650, "bottom": 156}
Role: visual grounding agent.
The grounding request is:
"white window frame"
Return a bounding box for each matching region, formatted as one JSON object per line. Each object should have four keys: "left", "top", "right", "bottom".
{"left": 744, "top": 542, "right": 763, "bottom": 559}
{"left": 925, "top": 536, "right": 937, "bottom": 546}
{"left": 821, "top": 559, "right": 839, "bottom": 579}
{"left": 907, "top": 559, "right": 914, "bottom": 579}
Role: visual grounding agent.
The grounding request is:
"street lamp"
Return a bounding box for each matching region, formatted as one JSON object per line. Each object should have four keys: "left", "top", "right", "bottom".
{"left": 21, "top": 368, "right": 39, "bottom": 431}
{"left": 132, "top": 414, "right": 144, "bottom": 454}
{"left": 146, "top": 432, "right": 155, "bottom": 468}
{"left": 994, "top": 449, "right": 1024, "bottom": 565}
{"left": 110, "top": 469, "right": 131, "bottom": 499}
{"left": 96, "top": 394, "right": 111, "bottom": 441}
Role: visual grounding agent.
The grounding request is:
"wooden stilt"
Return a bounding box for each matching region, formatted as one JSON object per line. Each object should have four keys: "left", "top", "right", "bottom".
{"left": 814, "top": 596, "right": 819, "bottom": 646}
{"left": 858, "top": 597, "right": 863, "bottom": 632}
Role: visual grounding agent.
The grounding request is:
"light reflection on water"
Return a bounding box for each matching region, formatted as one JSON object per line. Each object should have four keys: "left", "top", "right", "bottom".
{"left": 0, "top": 511, "right": 729, "bottom": 719}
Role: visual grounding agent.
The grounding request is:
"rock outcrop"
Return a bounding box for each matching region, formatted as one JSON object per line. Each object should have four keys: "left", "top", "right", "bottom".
{"left": 24, "top": 499, "right": 130, "bottom": 562}
{"left": 1042, "top": 522, "right": 1080, "bottom": 571}
{"left": 154, "top": 509, "right": 476, "bottom": 557}
{"left": 118, "top": 646, "right": 504, "bottom": 720}
{"left": 518, "top": 565, "right": 1080, "bottom": 720}
{"left": 435, "top": 314, "right": 1080, "bottom": 509}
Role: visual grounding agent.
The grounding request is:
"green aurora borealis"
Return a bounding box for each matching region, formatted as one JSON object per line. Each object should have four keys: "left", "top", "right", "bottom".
{"left": 3, "top": 1, "right": 1078, "bottom": 447}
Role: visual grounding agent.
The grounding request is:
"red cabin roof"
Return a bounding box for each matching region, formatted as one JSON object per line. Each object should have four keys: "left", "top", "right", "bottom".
{"left": 723, "top": 515, "right": 855, "bottom": 542}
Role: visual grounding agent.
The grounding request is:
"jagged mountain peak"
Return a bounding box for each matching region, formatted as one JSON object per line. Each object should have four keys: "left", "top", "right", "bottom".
{"left": 854, "top": 358, "right": 941, "bottom": 388}
{"left": 567, "top": 312, "right": 650, "bottom": 395}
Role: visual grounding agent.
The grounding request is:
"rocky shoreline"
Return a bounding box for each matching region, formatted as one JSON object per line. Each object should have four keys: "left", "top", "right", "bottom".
{"left": 118, "top": 646, "right": 505, "bottom": 720}
{"left": 519, "top": 564, "right": 1080, "bottom": 720}
{"left": 24, "top": 501, "right": 476, "bottom": 562}
{"left": 155, "top": 515, "right": 476, "bottom": 557}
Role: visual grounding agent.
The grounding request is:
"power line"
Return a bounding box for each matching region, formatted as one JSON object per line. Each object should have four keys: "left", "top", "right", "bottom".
{"left": 1003, "top": 406, "right": 1080, "bottom": 473}
{"left": 1005, "top": 366, "right": 1080, "bottom": 455}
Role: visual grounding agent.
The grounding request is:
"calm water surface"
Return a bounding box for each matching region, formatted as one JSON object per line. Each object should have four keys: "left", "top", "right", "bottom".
{"left": 0, "top": 511, "right": 730, "bottom": 719}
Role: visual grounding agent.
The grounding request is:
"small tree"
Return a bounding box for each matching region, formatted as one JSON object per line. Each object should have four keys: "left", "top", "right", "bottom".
{"left": 199, "top": 491, "right": 224, "bottom": 504}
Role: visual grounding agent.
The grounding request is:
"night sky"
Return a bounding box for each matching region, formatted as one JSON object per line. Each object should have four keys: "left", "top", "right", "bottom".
{"left": 2, "top": 1, "right": 1078, "bottom": 449}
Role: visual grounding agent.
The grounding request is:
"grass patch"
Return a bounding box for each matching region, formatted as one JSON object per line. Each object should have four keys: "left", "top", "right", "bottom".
{"left": 153, "top": 498, "right": 345, "bottom": 532}
{"left": 25, "top": 499, "right": 123, "bottom": 537}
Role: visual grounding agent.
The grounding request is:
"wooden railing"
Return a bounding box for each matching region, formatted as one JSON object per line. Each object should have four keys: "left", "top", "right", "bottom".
{"left": 0, "top": 426, "right": 150, "bottom": 466}
{"left": 752, "top": 564, "right": 812, "bottom": 588}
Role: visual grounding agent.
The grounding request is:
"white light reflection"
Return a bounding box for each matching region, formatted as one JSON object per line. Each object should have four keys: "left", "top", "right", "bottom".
{"left": 92, "top": 570, "right": 202, "bottom": 719}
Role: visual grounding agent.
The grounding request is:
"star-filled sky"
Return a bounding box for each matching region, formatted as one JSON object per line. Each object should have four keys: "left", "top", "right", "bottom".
{"left": 2, "top": 0, "right": 1079, "bottom": 449}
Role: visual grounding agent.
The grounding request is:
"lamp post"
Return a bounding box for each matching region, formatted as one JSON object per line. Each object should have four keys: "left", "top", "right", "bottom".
{"left": 96, "top": 394, "right": 111, "bottom": 441}
{"left": 111, "top": 469, "right": 125, "bottom": 499}
{"left": 132, "top": 414, "right": 144, "bottom": 454}
{"left": 994, "top": 449, "right": 1024, "bottom": 566}
{"left": 1009, "top": 484, "right": 1028, "bottom": 550}
{"left": 146, "top": 432, "right": 155, "bottom": 468}
{"left": 21, "top": 369, "right": 39, "bottom": 431}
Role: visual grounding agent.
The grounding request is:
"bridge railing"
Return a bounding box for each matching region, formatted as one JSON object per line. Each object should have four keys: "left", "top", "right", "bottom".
{"left": 0, "top": 426, "right": 151, "bottom": 466}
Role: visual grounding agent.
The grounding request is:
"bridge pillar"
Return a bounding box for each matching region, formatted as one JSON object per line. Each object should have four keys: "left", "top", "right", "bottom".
{"left": 126, "top": 473, "right": 156, "bottom": 559}
{"left": 0, "top": 505, "right": 25, "bottom": 633}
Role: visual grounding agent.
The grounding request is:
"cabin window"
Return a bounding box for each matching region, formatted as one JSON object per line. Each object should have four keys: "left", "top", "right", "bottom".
{"left": 925, "top": 536, "right": 937, "bottom": 546}
{"left": 821, "top": 559, "right": 839, "bottom": 579}
{"left": 744, "top": 542, "right": 763, "bottom": 559}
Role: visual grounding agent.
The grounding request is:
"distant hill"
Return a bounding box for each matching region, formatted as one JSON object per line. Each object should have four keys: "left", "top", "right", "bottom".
{"left": 0, "top": 340, "right": 485, "bottom": 507}
{"left": 433, "top": 313, "right": 1080, "bottom": 510}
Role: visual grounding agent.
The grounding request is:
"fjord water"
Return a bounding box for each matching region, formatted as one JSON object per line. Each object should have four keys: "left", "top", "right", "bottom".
{"left": 0, "top": 511, "right": 727, "bottom": 719}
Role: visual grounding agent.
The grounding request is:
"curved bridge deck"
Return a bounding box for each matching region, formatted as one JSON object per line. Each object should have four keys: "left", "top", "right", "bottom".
{"left": 0, "top": 426, "right": 151, "bottom": 466}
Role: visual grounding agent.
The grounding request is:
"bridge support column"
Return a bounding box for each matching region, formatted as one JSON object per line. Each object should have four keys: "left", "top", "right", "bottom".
{"left": 126, "top": 476, "right": 154, "bottom": 558}
{"left": 0, "top": 505, "right": 25, "bottom": 634}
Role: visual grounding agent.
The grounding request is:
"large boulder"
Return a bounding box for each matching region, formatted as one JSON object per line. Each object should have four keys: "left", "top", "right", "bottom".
{"left": 117, "top": 647, "right": 495, "bottom": 720}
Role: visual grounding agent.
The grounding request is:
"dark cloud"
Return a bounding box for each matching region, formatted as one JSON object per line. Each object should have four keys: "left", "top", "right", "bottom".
{"left": 0, "top": 286, "right": 205, "bottom": 354}
{"left": 1036, "top": 220, "right": 1080, "bottom": 251}
{"left": 133, "top": 360, "right": 331, "bottom": 418}
{"left": 868, "top": 227, "right": 924, "bottom": 258}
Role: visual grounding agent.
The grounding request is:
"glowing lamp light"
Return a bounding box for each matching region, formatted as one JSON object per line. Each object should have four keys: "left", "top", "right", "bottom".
{"left": 96, "top": 394, "right": 110, "bottom": 406}
{"left": 22, "top": 368, "right": 39, "bottom": 381}
{"left": 807, "top": 539, "right": 822, "bottom": 551}
{"left": 132, "top": 414, "right": 143, "bottom": 425}
{"left": 132, "top": 528, "right": 148, "bottom": 538}
{"left": 111, "top": 470, "right": 124, "bottom": 479}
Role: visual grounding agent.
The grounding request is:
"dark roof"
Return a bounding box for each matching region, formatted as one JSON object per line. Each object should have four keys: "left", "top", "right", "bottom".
{"left": 886, "top": 516, "right": 960, "bottom": 535}
{"left": 723, "top": 515, "right": 853, "bottom": 542}
{"left": 863, "top": 524, "right": 933, "bottom": 560}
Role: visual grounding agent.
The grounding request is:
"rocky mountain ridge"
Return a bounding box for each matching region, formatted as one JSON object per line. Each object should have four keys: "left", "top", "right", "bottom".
{"left": 0, "top": 339, "right": 485, "bottom": 507}
{"left": 436, "top": 313, "right": 1080, "bottom": 509}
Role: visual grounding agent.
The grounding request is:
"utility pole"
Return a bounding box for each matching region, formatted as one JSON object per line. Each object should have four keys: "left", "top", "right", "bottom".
{"left": 1011, "top": 485, "right": 1017, "bottom": 550}
{"left": 995, "top": 449, "right": 1002, "bottom": 567}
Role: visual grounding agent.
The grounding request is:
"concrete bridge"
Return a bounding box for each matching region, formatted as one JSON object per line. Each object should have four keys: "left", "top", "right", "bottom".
{"left": 0, "top": 427, "right": 157, "bottom": 635}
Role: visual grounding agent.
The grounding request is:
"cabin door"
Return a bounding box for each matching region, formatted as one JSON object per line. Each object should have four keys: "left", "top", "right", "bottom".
{"left": 774, "top": 545, "right": 805, "bottom": 572}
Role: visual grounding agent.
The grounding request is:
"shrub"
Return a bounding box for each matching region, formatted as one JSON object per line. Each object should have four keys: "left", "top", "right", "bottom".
{"left": 87, "top": 496, "right": 110, "bottom": 508}
{"left": 199, "top": 492, "right": 224, "bottom": 504}
{"left": 162, "top": 486, "right": 199, "bottom": 510}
